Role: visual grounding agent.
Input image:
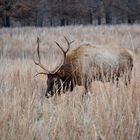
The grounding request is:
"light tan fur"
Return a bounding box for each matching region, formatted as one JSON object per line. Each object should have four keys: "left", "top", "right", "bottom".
{"left": 65, "top": 44, "right": 133, "bottom": 91}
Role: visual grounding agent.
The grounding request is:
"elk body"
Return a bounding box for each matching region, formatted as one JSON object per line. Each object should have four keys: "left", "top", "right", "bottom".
{"left": 34, "top": 37, "right": 133, "bottom": 98}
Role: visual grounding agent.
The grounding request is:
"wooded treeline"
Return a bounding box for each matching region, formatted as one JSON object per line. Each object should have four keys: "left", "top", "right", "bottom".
{"left": 0, "top": 0, "right": 140, "bottom": 27}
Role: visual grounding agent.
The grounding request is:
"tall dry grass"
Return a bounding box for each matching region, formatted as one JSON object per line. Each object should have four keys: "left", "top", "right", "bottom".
{"left": 0, "top": 25, "right": 140, "bottom": 140}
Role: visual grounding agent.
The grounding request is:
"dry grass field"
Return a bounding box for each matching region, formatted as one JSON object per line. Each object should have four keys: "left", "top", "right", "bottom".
{"left": 0, "top": 25, "right": 140, "bottom": 140}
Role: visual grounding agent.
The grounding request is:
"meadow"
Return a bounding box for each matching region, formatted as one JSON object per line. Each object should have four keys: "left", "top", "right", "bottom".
{"left": 0, "top": 25, "right": 140, "bottom": 140}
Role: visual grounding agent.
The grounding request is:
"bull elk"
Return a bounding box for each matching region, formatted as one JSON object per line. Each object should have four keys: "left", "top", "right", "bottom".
{"left": 34, "top": 37, "right": 133, "bottom": 98}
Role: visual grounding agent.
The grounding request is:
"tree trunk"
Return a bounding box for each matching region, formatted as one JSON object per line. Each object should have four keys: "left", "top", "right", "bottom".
{"left": 97, "top": 16, "right": 101, "bottom": 25}
{"left": 3, "top": 1, "right": 11, "bottom": 27}
{"left": 60, "top": 18, "right": 65, "bottom": 26}
{"left": 127, "top": 15, "right": 135, "bottom": 24}
{"left": 105, "top": 8, "right": 112, "bottom": 24}
{"left": 89, "top": 12, "right": 92, "bottom": 24}
{"left": 4, "top": 15, "right": 10, "bottom": 27}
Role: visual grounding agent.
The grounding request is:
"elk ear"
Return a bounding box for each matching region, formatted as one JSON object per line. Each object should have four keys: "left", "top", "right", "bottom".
{"left": 57, "top": 69, "right": 65, "bottom": 78}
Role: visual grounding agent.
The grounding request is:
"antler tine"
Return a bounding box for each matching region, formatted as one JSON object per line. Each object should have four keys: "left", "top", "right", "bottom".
{"left": 37, "top": 37, "right": 40, "bottom": 60}
{"left": 34, "top": 71, "right": 48, "bottom": 77}
{"left": 55, "top": 41, "right": 66, "bottom": 57}
{"left": 64, "top": 36, "right": 74, "bottom": 53}
{"left": 53, "top": 37, "right": 74, "bottom": 74}
{"left": 34, "top": 37, "right": 50, "bottom": 74}
{"left": 50, "top": 41, "right": 65, "bottom": 74}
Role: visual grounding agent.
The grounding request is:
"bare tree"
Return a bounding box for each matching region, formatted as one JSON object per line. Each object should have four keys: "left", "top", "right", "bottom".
{"left": 0, "top": 0, "right": 11, "bottom": 27}
{"left": 0, "top": 0, "right": 40, "bottom": 27}
{"left": 1, "top": 0, "right": 140, "bottom": 27}
{"left": 111, "top": 0, "right": 140, "bottom": 24}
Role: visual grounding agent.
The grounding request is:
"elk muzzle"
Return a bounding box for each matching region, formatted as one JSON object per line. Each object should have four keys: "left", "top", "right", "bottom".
{"left": 45, "top": 78, "right": 62, "bottom": 98}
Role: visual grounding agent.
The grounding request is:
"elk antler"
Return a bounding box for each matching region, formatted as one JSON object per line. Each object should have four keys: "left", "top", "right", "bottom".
{"left": 34, "top": 37, "right": 50, "bottom": 75}
{"left": 55, "top": 36, "right": 74, "bottom": 57}
{"left": 52, "top": 37, "right": 74, "bottom": 74}
{"left": 64, "top": 36, "right": 74, "bottom": 53}
{"left": 34, "top": 71, "right": 48, "bottom": 77}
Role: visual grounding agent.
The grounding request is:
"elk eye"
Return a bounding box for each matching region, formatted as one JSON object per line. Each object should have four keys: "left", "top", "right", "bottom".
{"left": 57, "top": 69, "right": 65, "bottom": 78}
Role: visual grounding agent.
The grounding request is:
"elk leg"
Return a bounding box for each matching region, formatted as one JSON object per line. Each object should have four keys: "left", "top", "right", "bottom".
{"left": 83, "top": 78, "right": 92, "bottom": 94}
{"left": 125, "top": 72, "right": 132, "bottom": 86}
{"left": 81, "top": 80, "right": 92, "bottom": 101}
{"left": 112, "top": 76, "right": 119, "bottom": 87}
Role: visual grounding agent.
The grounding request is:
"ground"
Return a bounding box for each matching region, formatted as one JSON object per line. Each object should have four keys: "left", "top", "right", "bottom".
{"left": 0, "top": 25, "right": 140, "bottom": 140}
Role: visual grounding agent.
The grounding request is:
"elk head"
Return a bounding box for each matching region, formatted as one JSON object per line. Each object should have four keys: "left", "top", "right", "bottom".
{"left": 34, "top": 37, "right": 74, "bottom": 98}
